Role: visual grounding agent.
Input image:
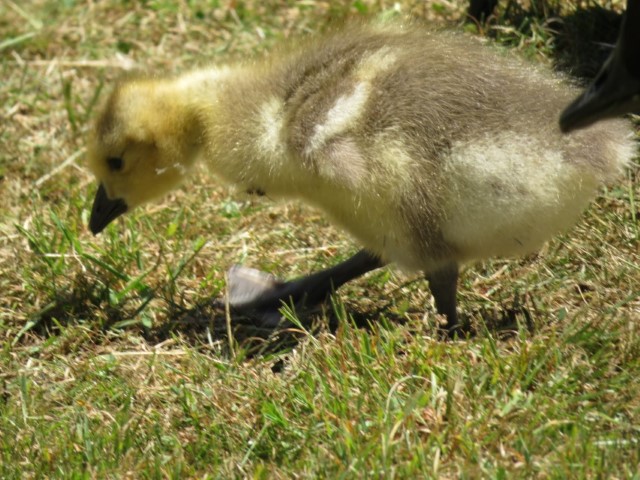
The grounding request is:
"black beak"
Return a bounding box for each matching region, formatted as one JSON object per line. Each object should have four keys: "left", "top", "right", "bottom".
{"left": 559, "top": 0, "right": 640, "bottom": 132}
{"left": 89, "top": 184, "right": 128, "bottom": 235}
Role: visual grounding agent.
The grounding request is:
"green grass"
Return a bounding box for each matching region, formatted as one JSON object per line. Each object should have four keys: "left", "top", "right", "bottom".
{"left": 1, "top": 0, "right": 638, "bottom": 477}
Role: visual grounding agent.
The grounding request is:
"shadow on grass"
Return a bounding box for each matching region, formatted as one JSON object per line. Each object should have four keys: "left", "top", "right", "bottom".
{"left": 18, "top": 275, "right": 129, "bottom": 340}
{"left": 552, "top": 4, "right": 623, "bottom": 79}
{"left": 151, "top": 289, "right": 539, "bottom": 360}
{"left": 484, "top": 1, "right": 623, "bottom": 80}
{"left": 19, "top": 269, "right": 539, "bottom": 360}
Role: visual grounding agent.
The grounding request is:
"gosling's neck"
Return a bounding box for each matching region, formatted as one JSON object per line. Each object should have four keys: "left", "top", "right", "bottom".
{"left": 163, "top": 65, "right": 309, "bottom": 197}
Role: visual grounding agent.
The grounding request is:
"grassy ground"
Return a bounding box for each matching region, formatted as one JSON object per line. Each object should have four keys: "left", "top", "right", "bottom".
{"left": 1, "top": 0, "right": 638, "bottom": 477}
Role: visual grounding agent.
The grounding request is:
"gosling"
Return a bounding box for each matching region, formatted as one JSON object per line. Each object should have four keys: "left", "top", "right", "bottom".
{"left": 87, "top": 22, "right": 636, "bottom": 332}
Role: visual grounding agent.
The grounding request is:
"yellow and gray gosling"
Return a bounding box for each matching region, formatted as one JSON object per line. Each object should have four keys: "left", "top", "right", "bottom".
{"left": 87, "top": 22, "right": 636, "bottom": 332}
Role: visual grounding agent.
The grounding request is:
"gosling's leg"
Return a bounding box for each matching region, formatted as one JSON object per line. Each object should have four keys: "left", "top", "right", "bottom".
{"left": 227, "top": 249, "right": 384, "bottom": 323}
{"left": 426, "top": 262, "right": 459, "bottom": 334}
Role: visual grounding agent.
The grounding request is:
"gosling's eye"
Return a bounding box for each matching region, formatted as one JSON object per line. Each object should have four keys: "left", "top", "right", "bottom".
{"left": 107, "top": 157, "right": 124, "bottom": 172}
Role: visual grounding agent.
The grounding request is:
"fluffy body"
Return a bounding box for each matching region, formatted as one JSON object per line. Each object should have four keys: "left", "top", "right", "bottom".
{"left": 88, "top": 22, "right": 635, "bottom": 277}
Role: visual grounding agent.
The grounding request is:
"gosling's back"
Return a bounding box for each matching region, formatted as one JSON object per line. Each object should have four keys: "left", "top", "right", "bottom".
{"left": 206, "top": 24, "right": 633, "bottom": 270}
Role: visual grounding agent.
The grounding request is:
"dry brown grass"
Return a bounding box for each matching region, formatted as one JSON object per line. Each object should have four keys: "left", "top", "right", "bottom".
{"left": 1, "top": 0, "right": 638, "bottom": 477}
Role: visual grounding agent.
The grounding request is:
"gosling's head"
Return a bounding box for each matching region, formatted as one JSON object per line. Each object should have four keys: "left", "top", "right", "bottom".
{"left": 87, "top": 77, "right": 202, "bottom": 234}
